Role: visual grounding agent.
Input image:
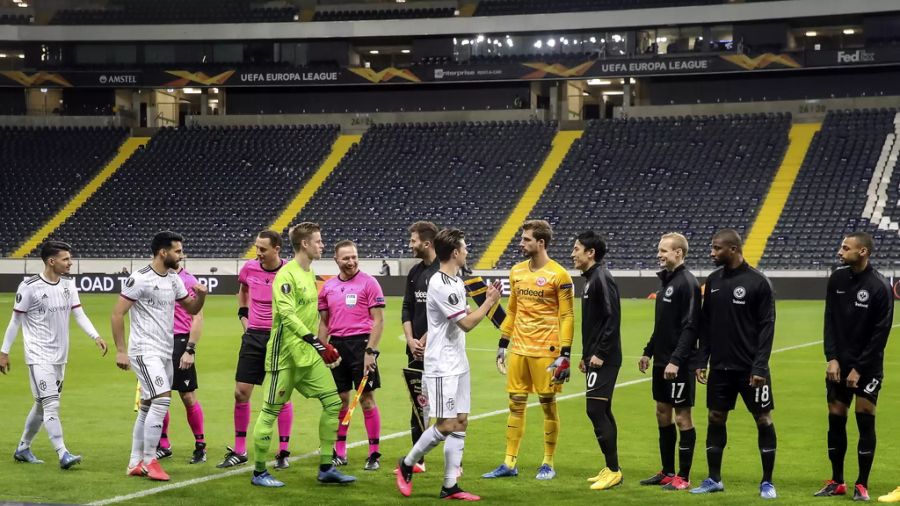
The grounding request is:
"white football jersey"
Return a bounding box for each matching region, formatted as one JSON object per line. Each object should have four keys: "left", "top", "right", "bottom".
{"left": 425, "top": 270, "right": 469, "bottom": 377}
{"left": 12, "top": 275, "right": 82, "bottom": 365}
{"left": 121, "top": 265, "right": 188, "bottom": 358}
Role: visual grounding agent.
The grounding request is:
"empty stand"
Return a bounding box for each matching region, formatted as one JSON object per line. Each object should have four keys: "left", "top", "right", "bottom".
{"left": 760, "top": 109, "right": 900, "bottom": 270}
{"left": 495, "top": 114, "right": 791, "bottom": 269}
{"left": 51, "top": 0, "right": 296, "bottom": 25}
{"left": 313, "top": 6, "right": 455, "bottom": 22}
{"left": 40, "top": 125, "right": 338, "bottom": 258}
{"left": 284, "top": 120, "right": 556, "bottom": 260}
{"left": 475, "top": 0, "right": 722, "bottom": 16}
{"left": 0, "top": 126, "right": 128, "bottom": 256}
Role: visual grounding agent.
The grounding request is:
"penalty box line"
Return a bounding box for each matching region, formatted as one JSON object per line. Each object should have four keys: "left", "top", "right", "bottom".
{"left": 88, "top": 339, "right": 822, "bottom": 506}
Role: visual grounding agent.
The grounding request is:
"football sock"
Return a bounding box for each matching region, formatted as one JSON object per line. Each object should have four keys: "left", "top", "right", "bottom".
{"left": 587, "top": 398, "right": 619, "bottom": 472}
{"left": 827, "top": 413, "right": 847, "bottom": 483}
{"left": 678, "top": 428, "right": 696, "bottom": 479}
{"left": 335, "top": 408, "right": 349, "bottom": 457}
{"left": 856, "top": 412, "right": 876, "bottom": 488}
{"left": 317, "top": 392, "right": 341, "bottom": 467}
{"left": 659, "top": 423, "right": 677, "bottom": 475}
{"left": 443, "top": 432, "right": 465, "bottom": 488}
{"left": 130, "top": 405, "right": 148, "bottom": 468}
{"left": 539, "top": 396, "right": 559, "bottom": 467}
{"left": 18, "top": 400, "right": 44, "bottom": 451}
{"left": 364, "top": 406, "right": 381, "bottom": 455}
{"left": 277, "top": 401, "right": 293, "bottom": 453}
{"left": 706, "top": 422, "right": 727, "bottom": 482}
{"left": 758, "top": 422, "right": 776, "bottom": 483}
{"left": 159, "top": 411, "right": 170, "bottom": 449}
{"left": 186, "top": 402, "right": 205, "bottom": 444}
{"left": 233, "top": 401, "right": 250, "bottom": 455}
{"left": 504, "top": 394, "right": 527, "bottom": 468}
{"left": 405, "top": 426, "right": 447, "bottom": 467}
{"left": 143, "top": 397, "right": 170, "bottom": 465}
{"left": 252, "top": 403, "right": 280, "bottom": 472}
{"left": 40, "top": 394, "right": 67, "bottom": 458}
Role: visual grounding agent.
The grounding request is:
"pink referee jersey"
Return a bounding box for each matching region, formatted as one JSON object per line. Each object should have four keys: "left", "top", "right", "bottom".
{"left": 318, "top": 270, "right": 385, "bottom": 337}
{"left": 238, "top": 258, "right": 287, "bottom": 331}
{"left": 173, "top": 268, "right": 198, "bottom": 335}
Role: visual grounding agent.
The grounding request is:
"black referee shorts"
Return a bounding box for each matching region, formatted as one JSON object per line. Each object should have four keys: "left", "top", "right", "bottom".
{"left": 235, "top": 328, "right": 270, "bottom": 385}
{"left": 330, "top": 335, "right": 381, "bottom": 394}
{"left": 171, "top": 333, "right": 198, "bottom": 392}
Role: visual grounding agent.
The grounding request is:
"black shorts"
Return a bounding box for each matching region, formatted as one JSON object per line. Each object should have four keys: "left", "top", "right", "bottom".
{"left": 652, "top": 366, "right": 695, "bottom": 407}
{"left": 827, "top": 371, "right": 883, "bottom": 406}
{"left": 707, "top": 369, "right": 774, "bottom": 414}
{"left": 171, "top": 333, "right": 198, "bottom": 392}
{"left": 235, "top": 328, "right": 269, "bottom": 385}
{"left": 585, "top": 364, "right": 619, "bottom": 400}
{"left": 330, "top": 336, "right": 381, "bottom": 393}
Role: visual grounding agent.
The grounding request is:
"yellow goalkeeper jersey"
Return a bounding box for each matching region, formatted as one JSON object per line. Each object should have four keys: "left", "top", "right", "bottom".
{"left": 501, "top": 259, "right": 575, "bottom": 358}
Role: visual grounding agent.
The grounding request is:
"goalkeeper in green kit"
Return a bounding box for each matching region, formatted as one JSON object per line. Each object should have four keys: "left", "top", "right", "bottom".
{"left": 251, "top": 222, "right": 355, "bottom": 487}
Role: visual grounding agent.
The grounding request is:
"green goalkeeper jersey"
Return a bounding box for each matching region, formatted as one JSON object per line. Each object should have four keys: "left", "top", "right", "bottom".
{"left": 266, "top": 259, "right": 320, "bottom": 371}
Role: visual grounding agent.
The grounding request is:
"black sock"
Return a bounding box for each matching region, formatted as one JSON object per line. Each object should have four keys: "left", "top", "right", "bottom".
{"left": 856, "top": 412, "right": 876, "bottom": 488}
{"left": 411, "top": 408, "right": 423, "bottom": 445}
{"left": 659, "top": 424, "right": 677, "bottom": 475}
{"left": 587, "top": 398, "right": 619, "bottom": 471}
{"left": 706, "top": 422, "right": 726, "bottom": 482}
{"left": 827, "top": 413, "right": 847, "bottom": 483}
{"left": 678, "top": 428, "right": 696, "bottom": 480}
{"left": 758, "top": 423, "right": 776, "bottom": 483}
{"left": 253, "top": 470, "right": 265, "bottom": 477}
{"left": 319, "top": 463, "right": 333, "bottom": 472}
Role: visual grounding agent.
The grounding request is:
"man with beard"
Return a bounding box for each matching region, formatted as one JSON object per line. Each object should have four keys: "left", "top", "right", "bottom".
{"left": 691, "top": 229, "right": 777, "bottom": 499}
{"left": 815, "top": 232, "right": 893, "bottom": 501}
{"left": 483, "top": 220, "right": 575, "bottom": 481}
{"left": 111, "top": 231, "right": 207, "bottom": 481}
{"left": 398, "top": 221, "right": 440, "bottom": 473}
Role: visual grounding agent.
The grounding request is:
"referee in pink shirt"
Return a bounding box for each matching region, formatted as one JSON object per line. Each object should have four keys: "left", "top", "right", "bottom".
{"left": 318, "top": 240, "right": 385, "bottom": 472}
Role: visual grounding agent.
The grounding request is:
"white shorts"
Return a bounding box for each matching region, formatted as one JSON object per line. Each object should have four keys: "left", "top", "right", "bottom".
{"left": 27, "top": 363, "right": 65, "bottom": 400}
{"left": 424, "top": 372, "right": 470, "bottom": 419}
{"left": 130, "top": 355, "right": 173, "bottom": 400}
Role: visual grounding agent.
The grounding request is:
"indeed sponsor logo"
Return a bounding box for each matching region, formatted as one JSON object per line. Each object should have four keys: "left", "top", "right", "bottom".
{"left": 837, "top": 50, "right": 875, "bottom": 64}
{"left": 517, "top": 288, "right": 544, "bottom": 297}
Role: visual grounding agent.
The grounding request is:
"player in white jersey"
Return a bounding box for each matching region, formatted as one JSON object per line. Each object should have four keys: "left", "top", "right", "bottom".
{"left": 1, "top": 241, "right": 107, "bottom": 469}
{"left": 396, "top": 228, "right": 501, "bottom": 501}
{"left": 111, "top": 231, "right": 206, "bottom": 481}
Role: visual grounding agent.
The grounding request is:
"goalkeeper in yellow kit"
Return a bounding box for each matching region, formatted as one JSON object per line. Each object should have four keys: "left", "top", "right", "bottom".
{"left": 482, "top": 220, "right": 575, "bottom": 481}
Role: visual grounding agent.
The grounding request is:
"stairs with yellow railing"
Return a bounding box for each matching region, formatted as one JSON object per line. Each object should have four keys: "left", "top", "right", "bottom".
{"left": 245, "top": 134, "right": 360, "bottom": 258}
{"left": 11, "top": 136, "right": 151, "bottom": 258}
{"left": 476, "top": 130, "right": 582, "bottom": 269}
{"left": 743, "top": 123, "right": 821, "bottom": 266}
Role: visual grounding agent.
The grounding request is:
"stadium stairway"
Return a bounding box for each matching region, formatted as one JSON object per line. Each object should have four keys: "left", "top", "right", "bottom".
{"left": 475, "top": 130, "right": 582, "bottom": 269}
{"left": 244, "top": 134, "right": 361, "bottom": 258}
{"left": 743, "top": 123, "right": 821, "bottom": 266}
{"left": 10, "top": 136, "right": 151, "bottom": 258}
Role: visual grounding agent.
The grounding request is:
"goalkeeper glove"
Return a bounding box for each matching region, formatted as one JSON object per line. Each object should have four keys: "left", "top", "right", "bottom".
{"left": 547, "top": 347, "right": 571, "bottom": 384}
{"left": 303, "top": 334, "right": 342, "bottom": 368}
{"left": 496, "top": 339, "right": 509, "bottom": 375}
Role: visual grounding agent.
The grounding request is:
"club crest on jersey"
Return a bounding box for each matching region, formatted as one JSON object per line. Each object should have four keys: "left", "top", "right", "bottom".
{"left": 15, "top": 293, "right": 22, "bottom": 303}
{"left": 155, "top": 376, "right": 164, "bottom": 387}
{"left": 281, "top": 283, "right": 291, "bottom": 294}
{"left": 857, "top": 290, "right": 870, "bottom": 303}
{"left": 345, "top": 293, "right": 357, "bottom": 307}
{"left": 733, "top": 286, "right": 747, "bottom": 299}
{"left": 665, "top": 286, "right": 675, "bottom": 297}
{"left": 536, "top": 277, "right": 547, "bottom": 287}
{"left": 63, "top": 287, "right": 70, "bottom": 299}
{"left": 446, "top": 397, "right": 455, "bottom": 411}
{"left": 448, "top": 293, "right": 459, "bottom": 305}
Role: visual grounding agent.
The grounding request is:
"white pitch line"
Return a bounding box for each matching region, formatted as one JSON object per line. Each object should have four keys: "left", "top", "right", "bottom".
{"left": 88, "top": 339, "right": 822, "bottom": 505}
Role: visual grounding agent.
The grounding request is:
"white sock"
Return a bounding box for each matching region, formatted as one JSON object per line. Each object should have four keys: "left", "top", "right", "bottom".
{"left": 404, "top": 426, "right": 446, "bottom": 467}
{"left": 18, "top": 400, "right": 44, "bottom": 451}
{"left": 40, "top": 395, "right": 67, "bottom": 458}
{"left": 130, "top": 406, "right": 148, "bottom": 468}
{"left": 443, "top": 432, "right": 465, "bottom": 488}
{"left": 143, "top": 397, "right": 170, "bottom": 465}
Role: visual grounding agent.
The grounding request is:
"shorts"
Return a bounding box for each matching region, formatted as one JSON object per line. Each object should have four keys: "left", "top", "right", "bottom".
{"left": 424, "top": 372, "right": 471, "bottom": 419}
{"left": 827, "top": 371, "right": 883, "bottom": 406}
{"left": 651, "top": 366, "right": 696, "bottom": 407}
{"left": 27, "top": 363, "right": 65, "bottom": 400}
{"left": 171, "top": 333, "right": 198, "bottom": 392}
{"left": 707, "top": 369, "right": 774, "bottom": 414}
{"left": 235, "top": 328, "right": 269, "bottom": 385}
{"left": 506, "top": 352, "right": 562, "bottom": 395}
{"left": 585, "top": 364, "right": 619, "bottom": 400}
{"left": 131, "top": 355, "right": 174, "bottom": 400}
{"left": 262, "top": 361, "right": 339, "bottom": 406}
{"left": 330, "top": 336, "right": 381, "bottom": 393}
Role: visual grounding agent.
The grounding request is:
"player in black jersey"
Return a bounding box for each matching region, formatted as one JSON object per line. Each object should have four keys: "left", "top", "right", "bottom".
{"left": 814, "top": 232, "right": 894, "bottom": 501}
{"left": 691, "top": 229, "right": 777, "bottom": 499}
{"left": 398, "top": 221, "right": 440, "bottom": 474}
{"left": 638, "top": 233, "right": 701, "bottom": 491}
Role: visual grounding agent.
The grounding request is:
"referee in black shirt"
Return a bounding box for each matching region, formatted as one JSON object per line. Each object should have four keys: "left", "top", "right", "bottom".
{"left": 400, "top": 221, "right": 440, "bottom": 473}
{"left": 815, "top": 232, "right": 894, "bottom": 501}
{"left": 638, "top": 233, "right": 700, "bottom": 490}
{"left": 572, "top": 230, "right": 624, "bottom": 491}
{"left": 691, "top": 229, "right": 778, "bottom": 499}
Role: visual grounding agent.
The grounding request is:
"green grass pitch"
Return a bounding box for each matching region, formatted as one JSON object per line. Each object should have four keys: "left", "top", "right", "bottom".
{"left": 0, "top": 294, "right": 898, "bottom": 505}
